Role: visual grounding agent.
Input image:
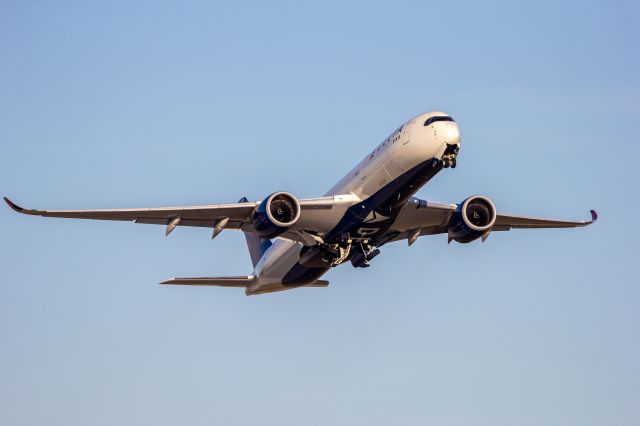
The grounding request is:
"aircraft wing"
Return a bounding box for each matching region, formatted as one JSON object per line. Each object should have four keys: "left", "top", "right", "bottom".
{"left": 3, "top": 194, "right": 357, "bottom": 244}
{"left": 385, "top": 197, "right": 597, "bottom": 244}
{"left": 493, "top": 210, "right": 598, "bottom": 229}
{"left": 4, "top": 196, "right": 256, "bottom": 229}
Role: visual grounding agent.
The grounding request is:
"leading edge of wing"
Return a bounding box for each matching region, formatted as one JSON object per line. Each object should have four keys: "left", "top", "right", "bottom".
{"left": 3, "top": 196, "right": 257, "bottom": 219}
{"left": 4, "top": 195, "right": 347, "bottom": 218}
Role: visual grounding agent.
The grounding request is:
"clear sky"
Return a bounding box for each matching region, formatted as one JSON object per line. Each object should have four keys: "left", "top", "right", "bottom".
{"left": 1, "top": 1, "right": 638, "bottom": 425}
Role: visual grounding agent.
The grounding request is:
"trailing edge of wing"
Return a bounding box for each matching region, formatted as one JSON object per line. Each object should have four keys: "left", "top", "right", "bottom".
{"left": 160, "top": 276, "right": 256, "bottom": 287}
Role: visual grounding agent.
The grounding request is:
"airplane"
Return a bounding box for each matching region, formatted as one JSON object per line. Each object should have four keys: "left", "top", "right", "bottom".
{"left": 4, "top": 111, "right": 597, "bottom": 295}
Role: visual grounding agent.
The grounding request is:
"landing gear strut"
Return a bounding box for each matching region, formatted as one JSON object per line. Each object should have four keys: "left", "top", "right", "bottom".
{"left": 443, "top": 157, "right": 457, "bottom": 168}
{"left": 299, "top": 236, "right": 381, "bottom": 269}
{"left": 441, "top": 144, "right": 459, "bottom": 169}
{"left": 350, "top": 243, "right": 380, "bottom": 268}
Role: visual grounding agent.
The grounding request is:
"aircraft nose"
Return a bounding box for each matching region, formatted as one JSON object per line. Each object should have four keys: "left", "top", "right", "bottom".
{"left": 444, "top": 124, "right": 461, "bottom": 146}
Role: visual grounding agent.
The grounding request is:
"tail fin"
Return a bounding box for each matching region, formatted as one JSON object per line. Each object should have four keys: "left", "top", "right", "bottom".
{"left": 239, "top": 197, "right": 272, "bottom": 267}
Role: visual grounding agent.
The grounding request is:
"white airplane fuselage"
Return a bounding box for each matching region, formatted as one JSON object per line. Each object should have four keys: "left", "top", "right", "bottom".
{"left": 4, "top": 110, "right": 596, "bottom": 295}
{"left": 247, "top": 112, "right": 461, "bottom": 295}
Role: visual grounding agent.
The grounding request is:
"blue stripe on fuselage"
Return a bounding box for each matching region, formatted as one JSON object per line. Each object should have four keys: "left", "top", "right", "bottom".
{"left": 281, "top": 157, "right": 444, "bottom": 285}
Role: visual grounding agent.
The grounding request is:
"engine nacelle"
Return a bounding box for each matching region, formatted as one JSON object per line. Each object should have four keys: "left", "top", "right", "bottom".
{"left": 448, "top": 195, "right": 497, "bottom": 243}
{"left": 252, "top": 192, "right": 301, "bottom": 239}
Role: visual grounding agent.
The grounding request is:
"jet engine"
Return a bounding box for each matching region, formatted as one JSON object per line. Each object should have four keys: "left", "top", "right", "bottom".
{"left": 448, "top": 195, "right": 497, "bottom": 243}
{"left": 252, "top": 192, "right": 301, "bottom": 239}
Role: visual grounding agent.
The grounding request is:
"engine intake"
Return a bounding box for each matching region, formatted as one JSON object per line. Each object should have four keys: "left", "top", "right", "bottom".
{"left": 448, "top": 195, "right": 497, "bottom": 243}
{"left": 252, "top": 192, "right": 301, "bottom": 239}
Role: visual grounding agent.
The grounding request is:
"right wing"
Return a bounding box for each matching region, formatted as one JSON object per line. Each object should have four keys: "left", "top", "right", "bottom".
{"left": 4, "top": 196, "right": 256, "bottom": 229}
{"left": 4, "top": 194, "right": 358, "bottom": 244}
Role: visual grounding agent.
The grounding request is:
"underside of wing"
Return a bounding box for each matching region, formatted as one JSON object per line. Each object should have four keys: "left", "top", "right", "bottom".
{"left": 384, "top": 196, "right": 597, "bottom": 244}
{"left": 493, "top": 210, "right": 598, "bottom": 230}
{"left": 4, "top": 194, "right": 358, "bottom": 245}
{"left": 382, "top": 198, "right": 454, "bottom": 243}
{"left": 4, "top": 196, "right": 256, "bottom": 229}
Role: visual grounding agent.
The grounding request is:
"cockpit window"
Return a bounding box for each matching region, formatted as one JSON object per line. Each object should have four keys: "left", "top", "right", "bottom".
{"left": 424, "top": 116, "right": 455, "bottom": 126}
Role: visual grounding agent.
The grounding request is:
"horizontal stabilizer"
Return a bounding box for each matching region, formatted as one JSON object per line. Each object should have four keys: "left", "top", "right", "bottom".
{"left": 160, "top": 275, "right": 256, "bottom": 287}
{"left": 306, "top": 280, "right": 329, "bottom": 287}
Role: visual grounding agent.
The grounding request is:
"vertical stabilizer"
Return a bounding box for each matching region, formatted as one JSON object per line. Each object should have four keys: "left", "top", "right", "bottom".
{"left": 239, "top": 197, "right": 272, "bottom": 267}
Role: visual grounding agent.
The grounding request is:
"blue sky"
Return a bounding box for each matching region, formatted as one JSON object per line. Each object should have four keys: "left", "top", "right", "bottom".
{"left": 1, "top": 1, "right": 638, "bottom": 425}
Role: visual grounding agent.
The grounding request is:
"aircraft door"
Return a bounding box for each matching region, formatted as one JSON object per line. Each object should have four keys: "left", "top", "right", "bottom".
{"left": 401, "top": 124, "right": 410, "bottom": 145}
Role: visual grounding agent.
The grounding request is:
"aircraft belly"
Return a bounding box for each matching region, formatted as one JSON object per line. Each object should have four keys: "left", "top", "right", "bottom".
{"left": 323, "top": 156, "right": 444, "bottom": 243}
{"left": 254, "top": 121, "right": 448, "bottom": 293}
{"left": 255, "top": 240, "right": 300, "bottom": 282}
{"left": 247, "top": 239, "right": 330, "bottom": 294}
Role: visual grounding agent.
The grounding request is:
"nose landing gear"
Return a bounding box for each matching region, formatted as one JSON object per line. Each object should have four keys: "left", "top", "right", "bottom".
{"left": 441, "top": 144, "right": 459, "bottom": 169}
{"left": 442, "top": 157, "right": 457, "bottom": 168}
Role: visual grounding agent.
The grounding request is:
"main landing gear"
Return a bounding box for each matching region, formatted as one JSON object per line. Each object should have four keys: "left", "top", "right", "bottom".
{"left": 299, "top": 241, "right": 381, "bottom": 269}
{"left": 298, "top": 235, "right": 381, "bottom": 269}
{"left": 350, "top": 243, "right": 380, "bottom": 268}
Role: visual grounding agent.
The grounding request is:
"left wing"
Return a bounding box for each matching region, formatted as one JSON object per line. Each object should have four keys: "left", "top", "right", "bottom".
{"left": 385, "top": 197, "right": 597, "bottom": 244}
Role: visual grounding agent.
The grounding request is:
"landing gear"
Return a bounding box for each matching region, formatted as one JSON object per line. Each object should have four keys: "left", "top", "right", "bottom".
{"left": 299, "top": 243, "right": 349, "bottom": 268}
{"left": 350, "top": 243, "right": 380, "bottom": 268}
{"left": 299, "top": 236, "right": 381, "bottom": 269}
{"left": 441, "top": 144, "right": 459, "bottom": 169}
{"left": 443, "top": 157, "right": 457, "bottom": 168}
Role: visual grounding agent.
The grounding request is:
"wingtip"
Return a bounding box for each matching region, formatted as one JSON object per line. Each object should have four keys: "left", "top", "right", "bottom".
{"left": 4, "top": 197, "right": 24, "bottom": 212}
{"left": 590, "top": 210, "right": 598, "bottom": 222}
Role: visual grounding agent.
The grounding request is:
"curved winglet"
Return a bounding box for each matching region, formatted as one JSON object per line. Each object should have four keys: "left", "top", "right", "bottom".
{"left": 4, "top": 197, "right": 26, "bottom": 213}
{"left": 590, "top": 210, "right": 598, "bottom": 222}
